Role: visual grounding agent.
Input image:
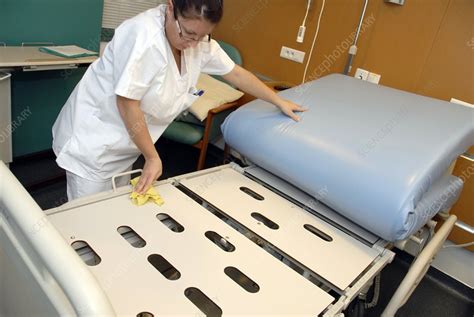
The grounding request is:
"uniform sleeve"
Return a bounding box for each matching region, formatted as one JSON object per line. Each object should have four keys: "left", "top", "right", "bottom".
{"left": 200, "top": 39, "right": 236, "bottom": 76}
{"left": 112, "top": 19, "right": 165, "bottom": 100}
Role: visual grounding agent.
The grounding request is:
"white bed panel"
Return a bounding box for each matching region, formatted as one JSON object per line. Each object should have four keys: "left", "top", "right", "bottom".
{"left": 244, "top": 166, "right": 380, "bottom": 244}
{"left": 48, "top": 182, "right": 334, "bottom": 316}
{"left": 181, "top": 168, "right": 380, "bottom": 291}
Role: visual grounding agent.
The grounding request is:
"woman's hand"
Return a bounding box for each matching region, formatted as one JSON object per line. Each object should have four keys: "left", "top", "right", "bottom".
{"left": 116, "top": 95, "right": 163, "bottom": 194}
{"left": 134, "top": 156, "right": 163, "bottom": 194}
{"left": 276, "top": 99, "right": 307, "bottom": 121}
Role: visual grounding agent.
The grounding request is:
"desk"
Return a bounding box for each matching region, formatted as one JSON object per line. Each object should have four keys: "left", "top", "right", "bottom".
{"left": 0, "top": 46, "right": 96, "bottom": 70}
{"left": 0, "top": 47, "right": 97, "bottom": 164}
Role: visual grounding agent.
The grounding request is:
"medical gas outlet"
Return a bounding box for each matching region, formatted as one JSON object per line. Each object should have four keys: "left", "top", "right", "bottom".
{"left": 280, "top": 46, "right": 306, "bottom": 63}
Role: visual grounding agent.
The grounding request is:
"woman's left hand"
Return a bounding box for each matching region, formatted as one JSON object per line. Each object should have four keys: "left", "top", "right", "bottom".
{"left": 276, "top": 99, "right": 307, "bottom": 121}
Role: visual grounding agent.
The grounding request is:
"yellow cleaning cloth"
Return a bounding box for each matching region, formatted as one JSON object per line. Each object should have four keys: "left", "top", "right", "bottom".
{"left": 130, "top": 177, "right": 164, "bottom": 206}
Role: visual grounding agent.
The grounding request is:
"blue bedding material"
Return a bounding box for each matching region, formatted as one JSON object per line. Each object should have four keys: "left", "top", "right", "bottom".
{"left": 222, "top": 74, "right": 473, "bottom": 241}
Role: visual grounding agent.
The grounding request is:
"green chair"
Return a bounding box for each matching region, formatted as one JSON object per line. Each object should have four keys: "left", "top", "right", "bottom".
{"left": 162, "top": 41, "right": 244, "bottom": 170}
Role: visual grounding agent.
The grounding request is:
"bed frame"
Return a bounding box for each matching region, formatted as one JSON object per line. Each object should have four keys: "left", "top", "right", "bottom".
{"left": 0, "top": 162, "right": 457, "bottom": 316}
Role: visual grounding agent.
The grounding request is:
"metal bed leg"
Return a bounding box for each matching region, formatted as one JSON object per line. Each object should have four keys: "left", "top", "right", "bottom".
{"left": 381, "top": 215, "right": 457, "bottom": 317}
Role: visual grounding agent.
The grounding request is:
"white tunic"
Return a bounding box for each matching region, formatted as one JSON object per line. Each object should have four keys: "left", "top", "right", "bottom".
{"left": 52, "top": 5, "right": 234, "bottom": 181}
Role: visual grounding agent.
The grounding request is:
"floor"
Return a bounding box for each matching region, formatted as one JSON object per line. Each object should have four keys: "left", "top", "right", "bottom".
{"left": 9, "top": 139, "right": 226, "bottom": 211}
{"left": 432, "top": 240, "right": 474, "bottom": 289}
{"left": 8, "top": 139, "right": 474, "bottom": 316}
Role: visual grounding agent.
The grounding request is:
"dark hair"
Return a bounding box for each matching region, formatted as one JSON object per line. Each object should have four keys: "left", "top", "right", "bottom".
{"left": 173, "top": 0, "right": 223, "bottom": 24}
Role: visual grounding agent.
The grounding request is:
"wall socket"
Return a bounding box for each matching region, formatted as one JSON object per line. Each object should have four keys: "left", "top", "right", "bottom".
{"left": 355, "top": 68, "right": 369, "bottom": 80}
{"left": 280, "top": 46, "right": 305, "bottom": 63}
{"left": 355, "top": 68, "right": 381, "bottom": 84}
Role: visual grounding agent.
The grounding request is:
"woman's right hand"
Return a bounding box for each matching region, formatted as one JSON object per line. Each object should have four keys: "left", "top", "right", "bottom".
{"left": 116, "top": 95, "right": 163, "bottom": 194}
{"left": 134, "top": 156, "right": 163, "bottom": 194}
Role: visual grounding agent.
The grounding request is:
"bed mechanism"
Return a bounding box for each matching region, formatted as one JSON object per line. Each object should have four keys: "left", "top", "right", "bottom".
{"left": 1, "top": 74, "right": 472, "bottom": 316}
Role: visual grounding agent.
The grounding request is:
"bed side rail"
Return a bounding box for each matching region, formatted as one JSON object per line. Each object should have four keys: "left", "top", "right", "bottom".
{"left": 0, "top": 162, "right": 115, "bottom": 316}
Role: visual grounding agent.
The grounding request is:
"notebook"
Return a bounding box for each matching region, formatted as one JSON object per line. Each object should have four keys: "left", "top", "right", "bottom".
{"left": 39, "top": 45, "right": 98, "bottom": 58}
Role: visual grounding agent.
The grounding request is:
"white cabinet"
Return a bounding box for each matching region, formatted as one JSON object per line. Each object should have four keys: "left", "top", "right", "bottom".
{"left": 0, "top": 72, "right": 11, "bottom": 164}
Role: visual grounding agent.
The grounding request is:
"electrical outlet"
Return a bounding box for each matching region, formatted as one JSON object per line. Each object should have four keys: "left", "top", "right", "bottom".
{"left": 355, "top": 68, "right": 369, "bottom": 80}
{"left": 355, "top": 68, "right": 381, "bottom": 84}
{"left": 280, "top": 46, "right": 305, "bottom": 63}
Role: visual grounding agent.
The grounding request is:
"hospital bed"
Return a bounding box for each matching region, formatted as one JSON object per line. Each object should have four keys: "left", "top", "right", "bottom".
{"left": 0, "top": 74, "right": 472, "bottom": 316}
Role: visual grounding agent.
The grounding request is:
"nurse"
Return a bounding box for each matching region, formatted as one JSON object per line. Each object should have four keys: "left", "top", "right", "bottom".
{"left": 53, "top": 0, "right": 305, "bottom": 201}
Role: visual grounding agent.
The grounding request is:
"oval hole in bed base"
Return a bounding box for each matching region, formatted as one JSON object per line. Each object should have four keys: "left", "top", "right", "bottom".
{"left": 184, "top": 287, "right": 222, "bottom": 317}
{"left": 156, "top": 213, "right": 184, "bottom": 233}
{"left": 71, "top": 240, "right": 101, "bottom": 266}
{"left": 117, "top": 226, "right": 146, "bottom": 248}
{"left": 240, "top": 186, "right": 264, "bottom": 201}
{"left": 304, "top": 224, "right": 333, "bottom": 242}
{"left": 205, "top": 231, "right": 235, "bottom": 252}
{"left": 251, "top": 212, "right": 279, "bottom": 230}
{"left": 224, "top": 266, "right": 260, "bottom": 293}
{"left": 148, "top": 254, "right": 181, "bottom": 280}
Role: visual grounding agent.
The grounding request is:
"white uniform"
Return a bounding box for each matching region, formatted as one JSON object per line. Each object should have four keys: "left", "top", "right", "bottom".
{"left": 52, "top": 5, "right": 234, "bottom": 198}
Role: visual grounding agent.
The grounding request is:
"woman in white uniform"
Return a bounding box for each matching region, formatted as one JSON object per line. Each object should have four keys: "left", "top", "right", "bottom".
{"left": 53, "top": 0, "right": 305, "bottom": 201}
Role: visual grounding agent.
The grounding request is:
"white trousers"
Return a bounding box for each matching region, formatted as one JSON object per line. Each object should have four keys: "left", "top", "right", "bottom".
{"left": 66, "top": 166, "right": 132, "bottom": 201}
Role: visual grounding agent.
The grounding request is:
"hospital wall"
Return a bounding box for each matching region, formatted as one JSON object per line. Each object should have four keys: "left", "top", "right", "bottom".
{"left": 213, "top": 0, "right": 473, "bottom": 250}
{"left": 213, "top": 0, "right": 472, "bottom": 104}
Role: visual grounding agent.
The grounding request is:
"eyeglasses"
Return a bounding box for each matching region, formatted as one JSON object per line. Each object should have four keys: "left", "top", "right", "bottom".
{"left": 175, "top": 18, "right": 211, "bottom": 43}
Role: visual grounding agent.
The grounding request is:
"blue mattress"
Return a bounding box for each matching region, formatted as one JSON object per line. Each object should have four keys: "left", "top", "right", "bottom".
{"left": 222, "top": 74, "right": 473, "bottom": 241}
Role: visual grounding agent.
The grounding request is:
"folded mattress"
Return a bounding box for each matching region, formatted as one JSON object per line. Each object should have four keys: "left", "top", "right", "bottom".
{"left": 222, "top": 74, "right": 473, "bottom": 241}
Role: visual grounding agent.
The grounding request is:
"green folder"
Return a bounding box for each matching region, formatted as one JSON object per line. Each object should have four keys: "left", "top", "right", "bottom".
{"left": 39, "top": 45, "right": 98, "bottom": 58}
